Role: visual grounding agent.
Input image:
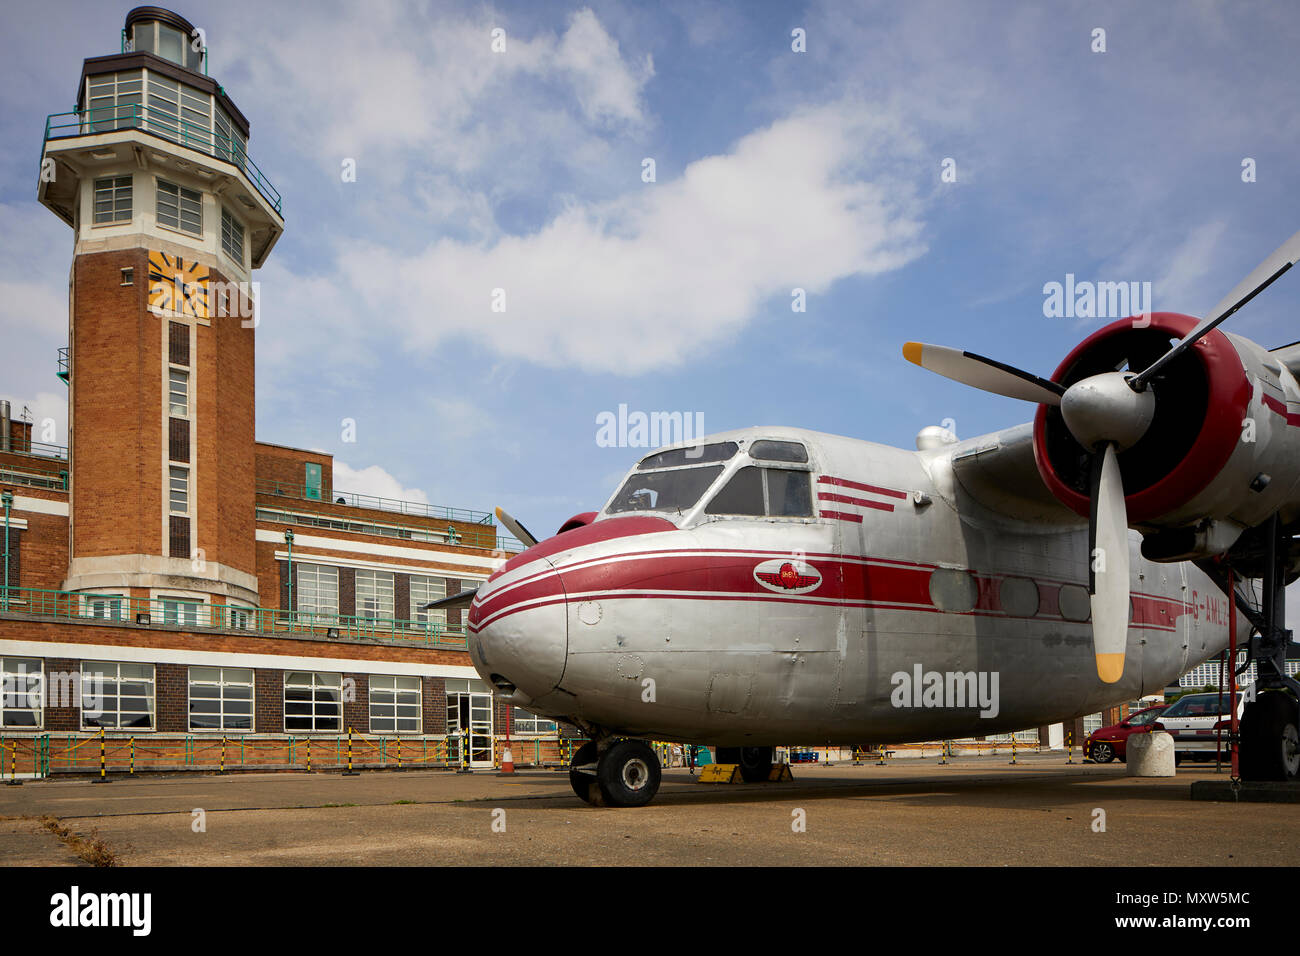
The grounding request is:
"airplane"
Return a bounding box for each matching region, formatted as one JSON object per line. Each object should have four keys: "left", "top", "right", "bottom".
{"left": 427, "top": 229, "right": 1300, "bottom": 807}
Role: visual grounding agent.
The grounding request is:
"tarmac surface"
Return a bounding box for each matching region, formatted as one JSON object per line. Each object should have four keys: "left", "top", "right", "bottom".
{"left": 0, "top": 753, "right": 1296, "bottom": 866}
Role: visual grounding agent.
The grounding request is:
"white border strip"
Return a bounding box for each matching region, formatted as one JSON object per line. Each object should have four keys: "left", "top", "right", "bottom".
{"left": 0, "top": 638, "right": 480, "bottom": 679}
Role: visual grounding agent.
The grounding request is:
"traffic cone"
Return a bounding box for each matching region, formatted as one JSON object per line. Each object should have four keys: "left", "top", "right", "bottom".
{"left": 499, "top": 744, "right": 515, "bottom": 775}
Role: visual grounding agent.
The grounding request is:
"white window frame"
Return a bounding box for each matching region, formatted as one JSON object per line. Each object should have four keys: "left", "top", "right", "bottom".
{"left": 188, "top": 666, "right": 254, "bottom": 733}
{"left": 169, "top": 367, "right": 189, "bottom": 417}
{"left": 92, "top": 175, "right": 133, "bottom": 225}
{"left": 409, "top": 575, "right": 446, "bottom": 630}
{"left": 221, "top": 206, "right": 244, "bottom": 267}
{"left": 284, "top": 671, "right": 343, "bottom": 733}
{"left": 160, "top": 596, "right": 203, "bottom": 627}
{"left": 1, "top": 658, "right": 43, "bottom": 729}
{"left": 169, "top": 466, "right": 189, "bottom": 514}
{"left": 81, "top": 661, "right": 155, "bottom": 731}
{"left": 156, "top": 178, "right": 202, "bottom": 236}
{"left": 369, "top": 676, "right": 421, "bottom": 734}
{"left": 510, "top": 707, "right": 557, "bottom": 737}
{"left": 356, "top": 569, "right": 395, "bottom": 621}
{"left": 295, "top": 563, "right": 339, "bottom": 622}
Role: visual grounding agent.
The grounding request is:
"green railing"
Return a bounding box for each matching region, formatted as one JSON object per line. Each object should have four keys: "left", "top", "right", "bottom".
{"left": 0, "top": 586, "right": 469, "bottom": 650}
{"left": 0, "top": 437, "right": 67, "bottom": 460}
{"left": 0, "top": 469, "right": 67, "bottom": 491}
{"left": 57, "top": 346, "right": 69, "bottom": 385}
{"left": 44, "top": 103, "right": 281, "bottom": 214}
{"left": 256, "top": 507, "right": 523, "bottom": 554}
{"left": 256, "top": 479, "right": 494, "bottom": 524}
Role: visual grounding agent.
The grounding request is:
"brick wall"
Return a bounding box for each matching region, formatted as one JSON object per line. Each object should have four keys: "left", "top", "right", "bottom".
{"left": 70, "top": 247, "right": 157, "bottom": 560}
{"left": 343, "top": 671, "right": 368, "bottom": 734}
{"left": 12, "top": 512, "right": 70, "bottom": 591}
{"left": 255, "top": 669, "right": 283, "bottom": 733}
{"left": 156, "top": 662, "right": 187, "bottom": 732}
{"left": 44, "top": 657, "right": 81, "bottom": 732}
{"left": 424, "top": 676, "right": 446, "bottom": 735}
{"left": 254, "top": 442, "right": 333, "bottom": 495}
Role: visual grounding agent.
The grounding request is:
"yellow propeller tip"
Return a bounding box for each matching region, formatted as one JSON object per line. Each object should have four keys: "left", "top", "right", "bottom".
{"left": 902, "top": 342, "right": 923, "bottom": 366}
{"left": 1096, "top": 653, "right": 1125, "bottom": 684}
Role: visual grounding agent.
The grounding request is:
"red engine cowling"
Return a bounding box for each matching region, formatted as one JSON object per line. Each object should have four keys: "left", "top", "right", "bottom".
{"left": 1033, "top": 313, "right": 1253, "bottom": 525}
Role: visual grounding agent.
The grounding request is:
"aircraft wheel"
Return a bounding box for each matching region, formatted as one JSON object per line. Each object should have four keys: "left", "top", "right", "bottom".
{"left": 738, "top": 745, "right": 774, "bottom": 782}
{"left": 1090, "top": 742, "right": 1114, "bottom": 764}
{"left": 1240, "top": 692, "right": 1300, "bottom": 782}
{"left": 596, "top": 739, "right": 661, "bottom": 808}
{"left": 569, "top": 741, "right": 603, "bottom": 805}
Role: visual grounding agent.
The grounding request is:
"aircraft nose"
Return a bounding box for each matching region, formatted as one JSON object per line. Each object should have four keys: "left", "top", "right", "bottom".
{"left": 467, "top": 556, "right": 568, "bottom": 702}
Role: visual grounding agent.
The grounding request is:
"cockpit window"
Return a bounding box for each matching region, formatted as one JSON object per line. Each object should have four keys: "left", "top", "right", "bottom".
{"left": 704, "top": 466, "right": 764, "bottom": 516}
{"left": 749, "top": 440, "right": 809, "bottom": 463}
{"left": 607, "top": 465, "right": 725, "bottom": 514}
{"left": 706, "top": 467, "right": 813, "bottom": 518}
{"left": 637, "top": 442, "right": 738, "bottom": 470}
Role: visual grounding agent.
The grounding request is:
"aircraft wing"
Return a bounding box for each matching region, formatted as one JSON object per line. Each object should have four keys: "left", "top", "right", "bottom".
{"left": 937, "top": 422, "right": 1084, "bottom": 525}
{"left": 1270, "top": 341, "right": 1300, "bottom": 379}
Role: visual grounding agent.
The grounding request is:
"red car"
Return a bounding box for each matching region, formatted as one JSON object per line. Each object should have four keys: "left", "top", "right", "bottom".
{"left": 1085, "top": 704, "right": 1167, "bottom": 763}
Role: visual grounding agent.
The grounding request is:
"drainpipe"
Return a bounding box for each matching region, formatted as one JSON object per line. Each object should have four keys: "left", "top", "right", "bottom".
{"left": 284, "top": 528, "right": 294, "bottom": 626}
{"left": 2, "top": 490, "right": 12, "bottom": 611}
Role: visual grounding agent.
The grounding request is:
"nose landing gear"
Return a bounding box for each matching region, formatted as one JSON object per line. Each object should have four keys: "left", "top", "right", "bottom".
{"left": 569, "top": 738, "right": 662, "bottom": 807}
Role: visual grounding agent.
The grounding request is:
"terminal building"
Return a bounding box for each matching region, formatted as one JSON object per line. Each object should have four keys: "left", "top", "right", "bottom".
{"left": 0, "top": 6, "right": 560, "bottom": 774}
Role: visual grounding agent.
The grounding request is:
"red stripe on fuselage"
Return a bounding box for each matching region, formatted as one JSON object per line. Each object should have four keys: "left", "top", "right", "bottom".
{"left": 1261, "top": 392, "right": 1300, "bottom": 426}
{"left": 471, "top": 547, "right": 1190, "bottom": 634}
{"left": 818, "top": 475, "right": 909, "bottom": 499}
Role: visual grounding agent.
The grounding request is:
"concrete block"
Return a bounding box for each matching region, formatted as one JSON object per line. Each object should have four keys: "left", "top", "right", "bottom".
{"left": 1127, "top": 730, "right": 1176, "bottom": 776}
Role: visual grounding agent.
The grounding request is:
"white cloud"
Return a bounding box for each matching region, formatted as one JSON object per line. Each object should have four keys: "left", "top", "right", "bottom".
{"left": 332, "top": 461, "right": 429, "bottom": 505}
{"left": 285, "top": 102, "right": 926, "bottom": 374}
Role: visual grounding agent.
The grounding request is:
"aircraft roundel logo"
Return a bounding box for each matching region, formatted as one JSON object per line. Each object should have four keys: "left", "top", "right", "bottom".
{"left": 754, "top": 559, "right": 822, "bottom": 594}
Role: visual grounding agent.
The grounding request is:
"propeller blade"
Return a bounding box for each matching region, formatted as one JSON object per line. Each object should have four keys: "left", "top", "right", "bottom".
{"left": 1088, "top": 442, "right": 1129, "bottom": 684}
{"left": 1130, "top": 227, "right": 1300, "bottom": 389}
{"left": 420, "top": 587, "right": 478, "bottom": 611}
{"left": 495, "top": 506, "right": 539, "bottom": 548}
{"left": 902, "top": 342, "right": 1065, "bottom": 405}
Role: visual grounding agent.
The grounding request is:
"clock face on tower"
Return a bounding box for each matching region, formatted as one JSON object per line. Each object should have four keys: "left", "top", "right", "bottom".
{"left": 148, "top": 250, "right": 210, "bottom": 319}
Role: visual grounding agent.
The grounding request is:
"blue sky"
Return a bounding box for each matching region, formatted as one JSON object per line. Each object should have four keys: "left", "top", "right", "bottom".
{"left": 3, "top": 0, "right": 1299, "bottom": 570}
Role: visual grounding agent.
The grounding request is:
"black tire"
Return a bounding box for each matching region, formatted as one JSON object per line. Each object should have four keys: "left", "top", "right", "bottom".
{"left": 596, "top": 739, "right": 661, "bottom": 808}
{"left": 738, "top": 745, "right": 774, "bottom": 783}
{"left": 1240, "top": 692, "right": 1300, "bottom": 782}
{"left": 1090, "top": 742, "right": 1115, "bottom": 764}
{"left": 569, "top": 741, "right": 602, "bottom": 805}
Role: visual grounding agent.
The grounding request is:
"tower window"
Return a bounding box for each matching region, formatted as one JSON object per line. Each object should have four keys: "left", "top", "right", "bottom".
{"left": 221, "top": 207, "right": 245, "bottom": 265}
{"left": 93, "top": 176, "right": 132, "bottom": 224}
{"left": 120, "top": 267, "right": 134, "bottom": 286}
{"left": 169, "top": 368, "right": 189, "bottom": 416}
{"left": 157, "top": 179, "right": 202, "bottom": 236}
{"left": 169, "top": 466, "right": 189, "bottom": 513}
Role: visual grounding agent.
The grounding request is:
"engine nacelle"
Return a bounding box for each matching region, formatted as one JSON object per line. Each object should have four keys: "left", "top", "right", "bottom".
{"left": 1033, "top": 313, "right": 1300, "bottom": 557}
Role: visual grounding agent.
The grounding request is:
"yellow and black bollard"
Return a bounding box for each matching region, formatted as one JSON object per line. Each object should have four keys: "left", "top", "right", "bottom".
{"left": 6, "top": 740, "right": 20, "bottom": 786}
{"left": 396, "top": 737, "right": 402, "bottom": 772}
{"left": 876, "top": 745, "right": 886, "bottom": 766}
{"left": 1067, "top": 730, "right": 1074, "bottom": 764}
{"left": 1009, "top": 735, "right": 1018, "bottom": 765}
{"left": 130, "top": 736, "right": 135, "bottom": 775}
{"left": 343, "top": 727, "right": 359, "bottom": 775}
{"left": 306, "top": 737, "right": 312, "bottom": 773}
{"left": 93, "top": 728, "right": 109, "bottom": 784}
{"left": 939, "top": 740, "right": 948, "bottom": 765}
{"left": 220, "top": 736, "right": 227, "bottom": 774}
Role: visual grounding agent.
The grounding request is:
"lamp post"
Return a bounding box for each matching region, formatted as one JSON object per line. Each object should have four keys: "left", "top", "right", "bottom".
{"left": 284, "top": 528, "right": 294, "bottom": 626}
{"left": 2, "top": 490, "right": 12, "bottom": 611}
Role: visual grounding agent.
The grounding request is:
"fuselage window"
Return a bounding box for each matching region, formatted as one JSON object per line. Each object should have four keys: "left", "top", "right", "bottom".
{"left": 705, "top": 466, "right": 764, "bottom": 516}
{"left": 748, "top": 440, "right": 809, "bottom": 463}
{"left": 706, "top": 467, "right": 813, "bottom": 518}
{"left": 637, "top": 442, "right": 738, "bottom": 470}
{"left": 607, "top": 465, "right": 725, "bottom": 514}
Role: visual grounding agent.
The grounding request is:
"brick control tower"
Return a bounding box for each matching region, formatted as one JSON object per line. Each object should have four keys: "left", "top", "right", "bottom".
{"left": 38, "top": 6, "right": 283, "bottom": 615}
